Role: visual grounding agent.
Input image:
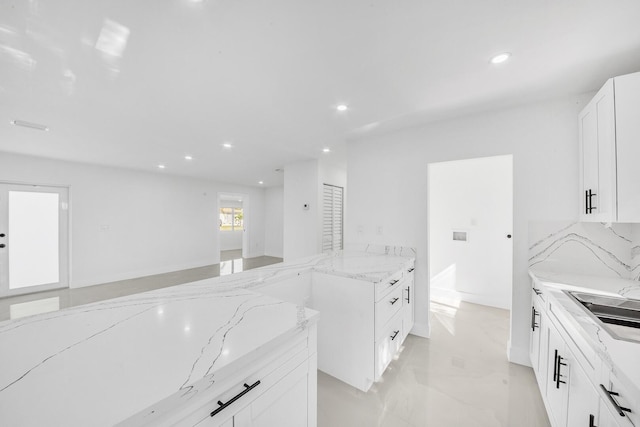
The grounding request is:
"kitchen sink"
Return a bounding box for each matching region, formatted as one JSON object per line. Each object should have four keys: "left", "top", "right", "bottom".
{"left": 565, "top": 291, "right": 640, "bottom": 343}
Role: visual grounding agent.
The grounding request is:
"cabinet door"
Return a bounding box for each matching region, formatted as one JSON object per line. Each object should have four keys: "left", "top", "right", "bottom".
{"left": 402, "top": 280, "right": 414, "bottom": 342}
{"left": 546, "top": 323, "right": 569, "bottom": 427}
{"left": 614, "top": 72, "right": 640, "bottom": 222}
{"left": 234, "top": 362, "right": 309, "bottom": 427}
{"left": 566, "top": 357, "right": 599, "bottom": 427}
{"left": 529, "top": 297, "right": 543, "bottom": 374}
{"left": 579, "top": 79, "right": 616, "bottom": 222}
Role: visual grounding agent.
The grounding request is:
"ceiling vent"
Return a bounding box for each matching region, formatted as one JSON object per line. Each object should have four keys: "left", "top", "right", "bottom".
{"left": 11, "top": 120, "right": 49, "bottom": 131}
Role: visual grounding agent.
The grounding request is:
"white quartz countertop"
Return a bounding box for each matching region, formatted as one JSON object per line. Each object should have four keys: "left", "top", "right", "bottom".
{"left": 529, "top": 269, "right": 640, "bottom": 400}
{"left": 0, "top": 250, "right": 414, "bottom": 426}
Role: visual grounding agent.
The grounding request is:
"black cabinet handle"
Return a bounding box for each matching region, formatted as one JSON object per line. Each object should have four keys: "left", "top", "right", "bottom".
{"left": 0, "top": 244, "right": 5, "bottom": 248}
{"left": 405, "top": 286, "right": 410, "bottom": 304}
{"left": 390, "top": 330, "right": 400, "bottom": 340}
{"left": 533, "top": 288, "right": 542, "bottom": 296}
{"left": 531, "top": 306, "right": 539, "bottom": 331}
{"left": 585, "top": 190, "right": 589, "bottom": 215}
{"left": 600, "top": 384, "right": 631, "bottom": 417}
{"left": 407, "top": 268, "right": 415, "bottom": 273}
{"left": 389, "top": 279, "right": 399, "bottom": 286}
{"left": 589, "top": 414, "right": 597, "bottom": 427}
{"left": 390, "top": 297, "right": 399, "bottom": 305}
{"left": 556, "top": 353, "right": 566, "bottom": 389}
{"left": 210, "top": 380, "right": 261, "bottom": 417}
{"left": 553, "top": 350, "right": 558, "bottom": 383}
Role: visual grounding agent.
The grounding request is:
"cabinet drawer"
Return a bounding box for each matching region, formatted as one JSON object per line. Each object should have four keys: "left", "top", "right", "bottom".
{"left": 600, "top": 373, "right": 639, "bottom": 427}
{"left": 375, "top": 270, "right": 404, "bottom": 301}
{"left": 174, "top": 341, "right": 310, "bottom": 426}
{"left": 374, "top": 314, "right": 403, "bottom": 381}
{"left": 375, "top": 284, "right": 404, "bottom": 334}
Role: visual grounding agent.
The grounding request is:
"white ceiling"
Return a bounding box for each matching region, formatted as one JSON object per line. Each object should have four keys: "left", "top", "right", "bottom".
{"left": 1, "top": 0, "right": 640, "bottom": 187}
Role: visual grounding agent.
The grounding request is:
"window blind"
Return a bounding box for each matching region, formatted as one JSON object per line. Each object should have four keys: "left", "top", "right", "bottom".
{"left": 322, "top": 184, "right": 343, "bottom": 252}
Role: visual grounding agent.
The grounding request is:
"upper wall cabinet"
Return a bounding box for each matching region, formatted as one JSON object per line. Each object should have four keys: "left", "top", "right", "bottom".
{"left": 579, "top": 71, "right": 640, "bottom": 222}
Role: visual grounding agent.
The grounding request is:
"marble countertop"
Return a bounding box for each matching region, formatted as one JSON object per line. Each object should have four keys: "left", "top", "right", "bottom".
{"left": 0, "top": 250, "right": 414, "bottom": 426}
{"left": 529, "top": 268, "right": 640, "bottom": 400}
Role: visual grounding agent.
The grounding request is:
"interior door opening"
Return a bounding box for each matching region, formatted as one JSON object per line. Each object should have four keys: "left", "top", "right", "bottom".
{"left": 218, "top": 193, "right": 247, "bottom": 275}
{"left": 427, "top": 154, "right": 513, "bottom": 331}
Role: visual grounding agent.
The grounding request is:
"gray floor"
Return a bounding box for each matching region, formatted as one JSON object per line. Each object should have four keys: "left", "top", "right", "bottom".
{"left": 0, "top": 250, "right": 282, "bottom": 322}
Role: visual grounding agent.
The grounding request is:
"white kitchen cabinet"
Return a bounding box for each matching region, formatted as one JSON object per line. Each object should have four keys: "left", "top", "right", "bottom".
{"left": 546, "top": 320, "right": 570, "bottom": 427}
{"left": 579, "top": 79, "right": 616, "bottom": 222}
{"left": 529, "top": 289, "right": 546, "bottom": 393}
{"left": 613, "top": 72, "right": 640, "bottom": 222}
{"left": 311, "top": 261, "right": 415, "bottom": 391}
{"left": 579, "top": 71, "right": 640, "bottom": 222}
{"left": 401, "top": 265, "right": 415, "bottom": 343}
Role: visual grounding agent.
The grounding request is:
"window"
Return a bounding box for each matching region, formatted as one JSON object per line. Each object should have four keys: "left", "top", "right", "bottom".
{"left": 322, "top": 184, "right": 343, "bottom": 252}
{"left": 219, "top": 207, "right": 243, "bottom": 231}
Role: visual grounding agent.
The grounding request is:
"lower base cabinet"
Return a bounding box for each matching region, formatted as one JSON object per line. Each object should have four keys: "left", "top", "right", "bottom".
{"left": 529, "top": 281, "right": 638, "bottom": 427}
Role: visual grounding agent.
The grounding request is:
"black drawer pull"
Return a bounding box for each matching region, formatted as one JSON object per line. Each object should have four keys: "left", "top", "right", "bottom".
{"left": 533, "top": 288, "right": 542, "bottom": 296}
{"left": 405, "top": 286, "right": 410, "bottom": 303}
{"left": 531, "top": 306, "right": 539, "bottom": 331}
{"left": 210, "top": 380, "right": 261, "bottom": 417}
{"left": 389, "top": 279, "right": 399, "bottom": 286}
{"left": 390, "top": 297, "right": 399, "bottom": 305}
{"left": 390, "top": 330, "right": 400, "bottom": 340}
{"left": 556, "top": 353, "right": 566, "bottom": 389}
{"left": 600, "top": 384, "right": 631, "bottom": 417}
{"left": 407, "top": 268, "right": 415, "bottom": 273}
{"left": 589, "top": 414, "right": 597, "bottom": 427}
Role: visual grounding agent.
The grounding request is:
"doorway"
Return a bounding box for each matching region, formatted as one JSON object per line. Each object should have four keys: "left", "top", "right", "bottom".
{"left": 218, "top": 193, "right": 247, "bottom": 275}
{"left": 0, "top": 183, "right": 69, "bottom": 297}
{"left": 427, "top": 155, "right": 513, "bottom": 310}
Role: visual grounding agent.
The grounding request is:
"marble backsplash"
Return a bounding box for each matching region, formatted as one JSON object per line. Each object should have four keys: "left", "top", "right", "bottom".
{"left": 529, "top": 221, "right": 640, "bottom": 280}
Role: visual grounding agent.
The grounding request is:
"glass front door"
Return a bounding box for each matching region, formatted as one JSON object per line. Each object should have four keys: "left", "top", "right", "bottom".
{"left": 0, "top": 183, "right": 69, "bottom": 296}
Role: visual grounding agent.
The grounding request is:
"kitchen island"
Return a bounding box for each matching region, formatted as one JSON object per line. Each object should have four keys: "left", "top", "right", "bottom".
{"left": 0, "top": 249, "right": 415, "bottom": 426}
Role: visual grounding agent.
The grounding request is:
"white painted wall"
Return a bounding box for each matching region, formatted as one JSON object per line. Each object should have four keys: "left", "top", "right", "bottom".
{"left": 264, "top": 186, "right": 284, "bottom": 258}
{"left": 428, "top": 155, "right": 513, "bottom": 310}
{"left": 0, "top": 152, "right": 266, "bottom": 288}
{"left": 283, "top": 160, "right": 320, "bottom": 260}
{"left": 346, "top": 95, "right": 589, "bottom": 365}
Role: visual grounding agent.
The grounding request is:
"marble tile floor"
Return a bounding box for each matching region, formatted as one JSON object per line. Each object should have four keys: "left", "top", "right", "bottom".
{"left": 0, "top": 251, "right": 282, "bottom": 322}
{"left": 318, "top": 299, "right": 550, "bottom": 427}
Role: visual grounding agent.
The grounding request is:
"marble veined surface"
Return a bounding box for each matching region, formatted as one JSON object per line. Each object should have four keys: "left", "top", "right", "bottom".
{"left": 0, "top": 250, "right": 414, "bottom": 426}
{"left": 530, "top": 270, "right": 640, "bottom": 401}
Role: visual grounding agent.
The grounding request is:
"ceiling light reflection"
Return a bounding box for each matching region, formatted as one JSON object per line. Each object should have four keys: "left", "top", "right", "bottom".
{"left": 95, "top": 19, "right": 130, "bottom": 58}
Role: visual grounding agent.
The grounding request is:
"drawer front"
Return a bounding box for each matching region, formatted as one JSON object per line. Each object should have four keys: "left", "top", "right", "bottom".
{"left": 375, "top": 270, "right": 405, "bottom": 301}
{"left": 374, "top": 314, "right": 403, "bottom": 381}
{"left": 600, "top": 373, "right": 639, "bottom": 427}
{"left": 174, "top": 342, "right": 310, "bottom": 426}
{"left": 375, "top": 284, "right": 404, "bottom": 333}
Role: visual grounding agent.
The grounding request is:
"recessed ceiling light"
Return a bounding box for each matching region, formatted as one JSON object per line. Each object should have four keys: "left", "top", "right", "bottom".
{"left": 222, "top": 142, "right": 233, "bottom": 149}
{"left": 11, "top": 119, "right": 49, "bottom": 131}
{"left": 322, "top": 148, "right": 331, "bottom": 153}
{"left": 490, "top": 52, "right": 511, "bottom": 64}
{"left": 158, "top": 164, "right": 166, "bottom": 169}
{"left": 336, "top": 104, "right": 348, "bottom": 112}
{"left": 258, "top": 181, "right": 264, "bottom": 185}
{"left": 184, "top": 155, "right": 193, "bottom": 160}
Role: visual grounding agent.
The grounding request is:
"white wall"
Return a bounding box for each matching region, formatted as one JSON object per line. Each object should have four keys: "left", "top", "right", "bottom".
{"left": 346, "top": 95, "right": 588, "bottom": 365}
{"left": 264, "top": 186, "right": 284, "bottom": 258}
{"left": 429, "top": 155, "right": 513, "bottom": 310}
{"left": 283, "top": 160, "right": 320, "bottom": 260}
{"left": 0, "top": 152, "right": 266, "bottom": 287}
{"left": 283, "top": 159, "right": 348, "bottom": 260}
